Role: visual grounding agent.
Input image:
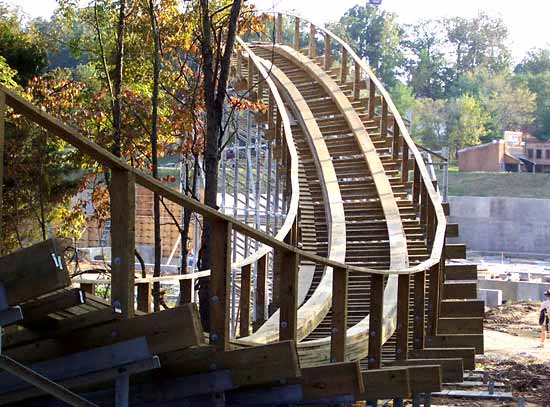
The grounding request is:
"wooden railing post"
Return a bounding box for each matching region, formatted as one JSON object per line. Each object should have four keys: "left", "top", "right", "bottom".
{"left": 426, "top": 263, "right": 441, "bottom": 337}
{"left": 330, "top": 267, "right": 348, "bottom": 363}
{"left": 0, "top": 91, "right": 4, "bottom": 255}
{"left": 110, "top": 169, "right": 136, "bottom": 318}
{"left": 276, "top": 13, "right": 283, "bottom": 44}
{"left": 293, "top": 17, "right": 300, "bottom": 50}
{"left": 136, "top": 282, "right": 152, "bottom": 313}
{"left": 248, "top": 56, "right": 255, "bottom": 89}
{"left": 420, "top": 180, "right": 428, "bottom": 227}
{"left": 396, "top": 274, "right": 410, "bottom": 360}
{"left": 413, "top": 270, "right": 426, "bottom": 349}
{"left": 412, "top": 161, "right": 421, "bottom": 209}
{"left": 255, "top": 254, "right": 268, "bottom": 327}
{"left": 239, "top": 264, "right": 251, "bottom": 337}
{"left": 279, "top": 220, "right": 299, "bottom": 342}
{"left": 401, "top": 136, "right": 409, "bottom": 184}
{"left": 210, "top": 219, "right": 232, "bottom": 351}
{"left": 368, "top": 78, "right": 376, "bottom": 118}
{"left": 324, "top": 34, "right": 331, "bottom": 70}
{"left": 368, "top": 273, "right": 384, "bottom": 369}
{"left": 353, "top": 61, "right": 361, "bottom": 101}
{"left": 340, "top": 47, "right": 348, "bottom": 84}
{"left": 308, "top": 24, "right": 316, "bottom": 57}
{"left": 381, "top": 99, "right": 389, "bottom": 140}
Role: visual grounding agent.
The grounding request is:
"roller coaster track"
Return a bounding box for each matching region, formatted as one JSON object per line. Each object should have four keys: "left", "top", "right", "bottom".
{"left": 0, "top": 10, "right": 484, "bottom": 404}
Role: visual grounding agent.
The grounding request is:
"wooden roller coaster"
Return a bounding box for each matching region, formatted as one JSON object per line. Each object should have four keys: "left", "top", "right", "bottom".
{"left": 0, "top": 11, "right": 484, "bottom": 407}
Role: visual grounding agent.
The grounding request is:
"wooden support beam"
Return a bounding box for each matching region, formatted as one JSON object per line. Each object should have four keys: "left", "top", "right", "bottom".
{"left": 340, "top": 47, "right": 348, "bottom": 84}
{"left": 210, "top": 219, "right": 232, "bottom": 351}
{"left": 255, "top": 255, "right": 267, "bottom": 326}
{"left": 248, "top": 56, "right": 255, "bottom": 89}
{"left": 0, "top": 91, "right": 4, "bottom": 255}
{"left": 412, "top": 161, "right": 421, "bottom": 208}
{"left": 426, "top": 263, "right": 441, "bottom": 337}
{"left": 440, "top": 300, "right": 484, "bottom": 318}
{"left": 443, "top": 281, "right": 477, "bottom": 300}
{"left": 387, "top": 358, "right": 463, "bottom": 383}
{"left": 426, "top": 334, "right": 484, "bottom": 355}
{"left": 361, "top": 367, "right": 410, "bottom": 400}
{"left": 445, "top": 243, "right": 467, "bottom": 260}
{"left": 330, "top": 267, "right": 348, "bottom": 363}
{"left": 324, "top": 34, "right": 331, "bottom": 70}
{"left": 20, "top": 288, "right": 84, "bottom": 327}
{"left": 353, "top": 61, "right": 361, "bottom": 101}
{"left": 396, "top": 274, "right": 410, "bottom": 360}
{"left": 368, "top": 78, "right": 376, "bottom": 117}
{"left": 0, "top": 239, "right": 70, "bottom": 305}
{"left": 293, "top": 17, "right": 300, "bottom": 50}
{"left": 367, "top": 274, "right": 384, "bottom": 369}
{"left": 110, "top": 169, "right": 136, "bottom": 318}
{"left": 446, "top": 223, "right": 459, "bottom": 238}
{"left": 239, "top": 264, "right": 251, "bottom": 337}
{"left": 420, "top": 180, "right": 428, "bottom": 227}
{"left": 444, "top": 264, "right": 477, "bottom": 281}
{"left": 160, "top": 341, "right": 301, "bottom": 388}
{"left": 413, "top": 270, "right": 426, "bottom": 350}
{"left": 80, "top": 283, "right": 95, "bottom": 295}
{"left": 276, "top": 13, "right": 283, "bottom": 44}
{"left": 279, "top": 220, "right": 299, "bottom": 342}
{"left": 438, "top": 317, "right": 483, "bottom": 335}
{"left": 401, "top": 130, "right": 409, "bottom": 184}
{"left": 308, "top": 24, "right": 316, "bottom": 57}
{"left": 409, "top": 348, "right": 476, "bottom": 371}
{"left": 136, "top": 282, "right": 151, "bottom": 313}
{"left": 6, "top": 304, "right": 203, "bottom": 365}
{"left": 406, "top": 365, "right": 442, "bottom": 394}
{"left": 442, "top": 201, "right": 450, "bottom": 216}
{"left": 381, "top": 99, "right": 389, "bottom": 140}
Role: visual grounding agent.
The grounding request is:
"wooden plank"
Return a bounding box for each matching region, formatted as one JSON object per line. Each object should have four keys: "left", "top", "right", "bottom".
{"left": 6, "top": 304, "right": 203, "bottom": 364}
{"left": 293, "top": 17, "right": 300, "bottom": 50}
{"left": 0, "top": 91, "right": 4, "bottom": 255}
{"left": 396, "top": 274, "right": 410, "bottom": 360}
{"left": 438, "top": 317, "right": 483, "bottom": 335}
{"left": 0, "top": 239, "right": 70, "bottom": 305}
{"left": 239, "top": 264, "right": 251, "bottom": 337}
{"left": 330, "top": 267, "right": 348, "bottom": 362}
{"left": 160, "top": 341, "right": 301, "bottom": 387}
{"left": 20, "top": 288, "right": 84, "bottom": 324}
{"left": 442, "top": 201, "right": 450, "bottom": 216}
{"left": 445, "top": 243, "right": 467, "bottom": 260}
{"left": 440, "top": 300, "right": 484, "bottom": 318}
{"left": 276, "top": 13, "right": 283, "bottom": 44}
{"left": 445, "top": 263, "right": 477, "bottom": 281}
{"left": 354, "top": 61, "right": 361, "bottom": 100}
{"left": 308, "top": 23, "right": 316, "bottom": 57}
{"left": 426, "top": 334, "right": 484, "bottom": 355}
{"left": 387, "top": 358, "right": 463, "bottom": 383}
{"left": 368, "top": 273, "right": 384, "bottom": 369}
{"left": 110, "top": 169, "right": 136, "bottom": 318}
{"left": 361, "top": 367, "right": 410, "bottom": 400}
{"left": 210, "top": 219, "right": 232, "bottom": 351}
{"left": 413, "top": 270, "right": 426, "bottom": 349}
{"left": 401, "top": 131, "right": 409, "bottom": 183}
{"left": 426, "top": 263, "right": 441, "bottom": 337}
{"left": 443, "top": 281, "right": 477, "bottom": 300}
{"left": 409, "top": 348, "right": 476, "bottom": 371}
{"left": 290, "top": 362, "right": 364, "bottom": 401}
{"left": 3, "top": 308, "right": 123, "bottom": 349}
{"left": 80, "top": 283, "right": 95, "bottom": 295}
{"left": 412, "top": 161, "right": 421, "bottom": 208}
{"left": 279, "top": 219, "right": 299, "bottom": 342}
{"left": 406, "top": 365, "right": 442, "bottom": 394}
{"left": 340, "top": 47, "right": 348, "bottom": 84}
{"left": 368, "top": 78, "right": 375, "bottom": 117}
{"left": 324, "top": 34, "right": 331, "bottom": 69}
{"left": 255, "top": 255, "right": 267, "bottom": 326}
{"left": 446, "top": 223, "right": 459, "bottom": 238}
{"left": 136, "top": 282, "right": 152, "bottom": 313}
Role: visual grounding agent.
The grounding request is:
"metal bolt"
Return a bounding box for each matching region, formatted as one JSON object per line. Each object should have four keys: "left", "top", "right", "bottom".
{"left": 370, "top": 330, "right": 376, "bottom": 337}
{"left": 280, "top": 321, "right": 288, "bottom": 329}
{"left": 113, "top": 256, "right": 121, "bottom": 265}
{"left": 211, "top": 334, "right": 219, "bottom": 342}
{"left": 331, "top": 327, "right": 338, "bottom": 333}
{"left": 211, "top": 296, "right": 219, "bottom": 303}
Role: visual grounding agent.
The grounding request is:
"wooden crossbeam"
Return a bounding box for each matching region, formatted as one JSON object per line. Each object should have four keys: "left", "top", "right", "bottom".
{"left": 361, "top": 367, "right": 410, "bottom": 400}
{"left": 406, "top": 365, "right": 442, "bottom": 394}
{"left": 443, "top": 281, "right": 477, "bottom": 300}
{"left": 438, "top": 317, "right": 483, "bottom": 335}
{"left": 409, "top": 348, "right": 476, "bottom": 371}
{"left": 440, "top": 300, "right": 484, "bottom": 318}
{"left": 19, "top": 288, "right": 85, "bottom": 328}
{"left": 444, "top": 263, "right": 477, "bottom": 281}
{"left": 445, "top": 243, "right": 467, "bottom": 260}
{"left": 426, "top": 334, "right": 484, "bottom": 354}
{"left": 0, "top": 239, "right": 70, "bottom": 305}
{"left": 387, "top": 358, "right": 463, "bottom": 383}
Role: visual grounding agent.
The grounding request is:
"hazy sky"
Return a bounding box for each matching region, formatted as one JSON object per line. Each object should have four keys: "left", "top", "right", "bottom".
{"left": 7, "top": 0, "right": 550, "bottom": 61}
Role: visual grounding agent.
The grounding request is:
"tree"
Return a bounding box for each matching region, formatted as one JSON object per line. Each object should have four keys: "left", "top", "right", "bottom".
{"left": 410, "top": 98, "right": 448, "bottom": 150}
{"left": 0, "top": 55, "right": 17, "bottom": 88}
{"left": 515, "top": 48, "right": 550, "bottom": 75}
{"left": 447, "top": 95, "right": 487, "bottom": 155}
{"left": 389, "top": 81, "right": 415, "bottom": 119}
{"left": 334, "top": 5, "right": 404, "bottom": 87}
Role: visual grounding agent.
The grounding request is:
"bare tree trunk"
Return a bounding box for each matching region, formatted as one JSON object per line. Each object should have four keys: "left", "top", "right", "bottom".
{"left": 197, "top": 0, "right": 242, "bottom": 332}
{"left": 148, "top": 0, "right": 162, "bottom": 312}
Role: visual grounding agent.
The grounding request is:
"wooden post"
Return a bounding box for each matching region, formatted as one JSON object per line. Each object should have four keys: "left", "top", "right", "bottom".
{"left": 368, "top": 274, "right": 384, "bottom": 369}
{"left": 324, "top": 34, "right": 331, "bottom": 70}
{"left": 136, "top": 282, "right": 152, "bottom": 313}
{"left": 353, "top": 61, "right": 361, "bottom": 100}
{"left": 308, "top": 24, "right": 316, "bottom": 57}
{"left": 80, "top": 283, "right": 95, "bottom": 295}
{"left": 340, "top": 47, "right": 348, "bottom": 84}
{"left": 255, "top": 254, "right": 268, "bottom": 326}
{"left": 248, "top": 56, "right": 255, "bottom": 90}
{"left": 401, "top": 135, "right": 409, "bottom": 184}
{"left": 239, "top": 264, "right": 251, "bottom": 337}
{"left": 110, "top": 169, "right": 136, "bottom": 318}
{"left": 427, "top": 262, "right": 442, "bottom": 337}
{"left": 276, "top": 13, "right": 283, "bottom": 44}
{"left": 368, "top": 78, "right": 376, "bottom": 118}
{"left": 293, "top": 17, "right": 300, "bottom": 50}
{"left": 236, "top": 50, "right": 243, "bottom": 79}
{"left": 427, "top": 199, "right": 435, "bottom": 248}
{"left": 210, "top": 219, "right": 232, "bottom": 351}
{"left": 420, "top": 180, "right": 428, "bottom": 227}
{"left": 0, "top": 91, "right": 4, "bottom": 255}
{"left": 381, "top": 99, "right": 389, "bottom": 140}
{"left": 412, "top": 161, "right": 421, "bottom": 209}
{"left": 330, "top": 267, "right": 348, "bottom": 363}
{"left": 279, "top": 220, "right": 299, "bottom": 342}
{"left": 413, "top": 270, "right": 426, "bottom": 349}
{"left": 396, "top": 274, "right": 410, "bottom": 361}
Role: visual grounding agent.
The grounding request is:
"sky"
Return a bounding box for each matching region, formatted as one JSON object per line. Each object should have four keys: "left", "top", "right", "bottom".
{"left": 6, "top": 0, "right": 550, "bottom": 61}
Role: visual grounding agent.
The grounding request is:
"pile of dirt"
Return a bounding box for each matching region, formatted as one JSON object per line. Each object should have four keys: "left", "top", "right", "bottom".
{"left": 484, "top": 301, "right": 541, "bottom": 338}
{"left": 485, "top": 357, "right": 550, "bottom": 406}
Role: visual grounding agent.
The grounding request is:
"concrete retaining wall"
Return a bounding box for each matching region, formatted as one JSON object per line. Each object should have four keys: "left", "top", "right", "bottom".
{"left": 449, "top": 196, "right": 550, "bottom": 255}
{"left": 478, "top": 279, "right": 550, "bottom": 302}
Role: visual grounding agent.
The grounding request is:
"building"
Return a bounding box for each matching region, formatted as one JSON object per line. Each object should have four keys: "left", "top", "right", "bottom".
{"left": 457, "top": 131, "right": 550, "bottom": 173}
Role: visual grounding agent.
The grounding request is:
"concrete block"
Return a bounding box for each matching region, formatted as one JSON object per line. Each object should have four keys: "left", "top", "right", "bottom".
{"left": 478, "top": 289, "right": 502, "bottom": 308}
